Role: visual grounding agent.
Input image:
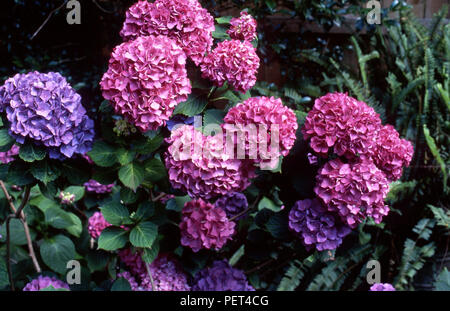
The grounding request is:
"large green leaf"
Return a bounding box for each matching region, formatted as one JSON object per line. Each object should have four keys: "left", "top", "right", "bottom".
{"left": 118, "top": 162, "right": 145, "bottom": 191}
{"left": 111, "top": 277, "right": 132, "bottom": 291}
{"left": 87, "top": 141, "right": 117, "bottom": 167}
{"left": 44, "top": 207, "right": 76, "bottom": 230}
{"left": 143, "top": 158, "right": 166, "bottom": 183}
{"left": 129, "top": 221, "right": 158, "bottom": 248}
{"left": 100, "top": 201, "right": 131, "bottom": 226}
{"left": 173, "top": 92, "right": 207, "bottom": 117}
{"left": 0, "top": 218, "right": 36, "bottom": 246}
{"left": 40, "top": 235, "right": 76, "bottom": 274}
{"left": 19, "top": 144, "right": 46, "bottom": 162}
{"left": 97, "top": 227, "right": 129, "bottom": 251}
{"left": 0, "top": 129, "right": 14, "bottom": 152}
{"left": 142, "top": 240, "right": 159, "bottom": 264}
{"left": 30, "top": 160, "right": 60, "bottom": 184}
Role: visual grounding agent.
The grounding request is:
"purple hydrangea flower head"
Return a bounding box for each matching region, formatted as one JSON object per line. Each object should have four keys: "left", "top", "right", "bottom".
{"left": 314, "top": 159, "right": 390, "bottom": 228}
{"left": 100, "top": 35, "right": 191, "bottom": 132}
{"left": 88, "top": 211, "right": 111, "bottom": 239}
{"left": 0, "top": 71, "right": 95, "bottom": 159}
{"left": 227, "top": 11, "right": 257, "bottom": 41}
{"left": 118, "top": 248, "right": 146, "bottom": 275}
{"left": 201, "top": 40, "right": 260, "bottom": 94}
{"left": 288, "top": 199, "right": 351, "bottom": 251}
{"left": 117, "top": 271, "right": 139, "bottom": 291}
{"left": 120, "top": 0, "right": 215, "bottom": 65}
{"left": 180, "top": 199, "right": 235, "bottom": 252}
{"left": 370, "top": 283, "right": 396, "bottom": 291}
{"left": 84, "top": 179, "right": 114, "bottom": 194}
{"left": 23, "top": 275, "right": 70, "bottom": 291}
{"left": 215, "top": 192, "right": 248, "bottom": 220}
{"left": 0, "top": 145, "right": 19, "bottom": 164}
{"left": 165, "top": 125, "right": 256, "bottom": 200}
{"left": 192, "top": 260, "right": 254, "bottom": 291}
{"left": 166, "top": 114, "right": 195, "bottom": 132}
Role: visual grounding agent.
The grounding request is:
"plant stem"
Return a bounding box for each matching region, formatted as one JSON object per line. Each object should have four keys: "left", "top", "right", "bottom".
{"left": 145, "top": 262, "right": 157, "bottom": 291}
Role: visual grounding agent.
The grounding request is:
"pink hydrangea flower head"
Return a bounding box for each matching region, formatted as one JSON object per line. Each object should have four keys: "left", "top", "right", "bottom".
{"left": 84, "top": 179, "right": 114, "bottom": 194}
{"left": 227, "top": 11, "right": 257, "bottom": 41}
{"left": 118, "top": 248, "right": 147, "bottom": 275}
{"left": 117, "top": 271, "right": 139, "bottom": 291}
{"left": 223, "top": 96, "right": 298, "bottom": 166}
{"left": 370, "top": 283, "right": 396, "bottom": 291}
{"left": 120, "top": 0, "right": 215, "bottom": 65}
{"left": 0, "top": 145, "right": 19, "bottom": 164}
{"left": 165, "top": 125, "right": 256, "bottom": 200}
{"left": 88, "top": 211, "right": 111, "bottom": 239}
{"left": 314, "top": 159, "right": 390, "bottom": 228}
{"left": 201, "top": 40, "right": 260, "bottom": 94}
{"left": 23, "top": 276, "right": 69, "bottom": 291}
{"left": 179, "top": 199, "right": 235, "bottom": 252}
{"left": 100, "top": 35, "right": 191, "bottom": 132}
{"left": 302, "top": 92, "right": 381, "bottom": 159}
{"left": 372, "top": 124, "right": 414, "bottom": 181}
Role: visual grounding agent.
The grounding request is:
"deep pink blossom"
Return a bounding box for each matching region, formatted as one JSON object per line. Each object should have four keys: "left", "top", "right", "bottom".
{"left": 201, "top": 40, "right": 260, "bottom": 93}
{"left": 88, "top": 211, "right": 111, "bottom": 239}
{"left": 100, "top": 35, "right": 191, "bottom": 132}
{"left": 84, "top": 179, "right": 114, "bottom": 194}
{"left": 120, "top": 0, "right": 214, "bottom": 65}
{"left": 227, "top": 11, "right": 257, "bottom": 41}
{"left": 23, "top": 276, "right": 69, "bottom": 291}
{"left": 180, "top": 199, "right": 235, "bottom": 252}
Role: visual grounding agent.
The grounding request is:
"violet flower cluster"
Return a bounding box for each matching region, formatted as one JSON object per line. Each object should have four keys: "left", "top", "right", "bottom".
{"left": 165, "top": 125, "right": 256, "bottom": 200}
{"left": 84, "top": 179, "right": 114, "bottom": 194}
{"left": 88, "top": 211, "right": 112, "bottom": 239}
{"left": 0, "top": 145, "right": 19, "bottom": 164}
{"left": 192, "top": 260, "right": 254, "bottom": 291}
{"left": 288, "top": 199, "right": 351, "bottom": 251}
{"left": 23, "top": 275, "right": 70, "bottom": 291}
{"left": 120, "top": 0, "right": 215, "bottom": 65}
{"left": 100, "top": 35, "right": 191, "bottom": 132}
{"left": 369, "top": 283, "right": 396, "bottom": 291}
{"left": 201, "top": 40, "right": 260, "bottom": 94}
{"left": 227, "top": 11, "right": 258, "bottom": 42}
{"left": 0, "top": 71, "right": 95, "bottom": 159}
{"left": 214, "top": 192, "right": 248, "bottom": 220}
{"left": 179, "top": 199, "right": 235, "bottom": 252}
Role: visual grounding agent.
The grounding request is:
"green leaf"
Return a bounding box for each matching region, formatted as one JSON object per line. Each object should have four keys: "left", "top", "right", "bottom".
{"left": 0, "top": 129, "right": 14, "bottom": 151}
{"left": 258, "top": 196, "right": 283, "bottom": 212}
{"left": 0, "top": 218, "right": 36, "bottom": 245}
{"left": 7, "top": 162, "right": 34, "bottom": 186}
{"left": 100, "top": 201, "right": 131, "bottom": 226}
{"left": 131, "top": 135, "right": 164, "bottom": 154}
{"left": 111, "top": 277, "right": 132, "bottom": 291}
{"left": 203, "top": 109, "right": 226, "bottom": 130}
{"left": 212, "top": 24, "right": 230, "bottom": 40}
{"left": 40, "top": 235, "right": 76, "bottom": 274}
{"left": 44, "top": 207, "right": 76, "bottom": 230}
{"left": 173, "top": 92, "right": 207, "bottom": 117}
{"left": 39, "top": 286, "right": 70, "bottom": 291}
{"left": 129, "top": 221, "right": 158, "bottom": 248}
{"left": 63, "top": 186, "right": 85, "bottom": 202}
{"left": 118, "top": 162, "right": 144, "bottom": 191}
{"left": 143, "top": 158, "right": 166, "bottom": 183}
{"left": 134, "top": 201, "right": 155, "bottom": 222}
{"left": 87, "top": 141, "right": 117, "bottom": 167}
{"left": 97, "top": 227, "right": 129, "bottom": 251}
{"left": 142, "top": 241, "right": 160, "bottom": 264}
{"left": 0, "top": 257, "right": 9, "bottom": 288}
{"left": 30, "top": 160, "right": 60, "bottom": 185}
{"left": 229, "top": 245, "right": 245, "bottom": 266}
{"left": 65, "top": 212, "right": 82, "bottom": 237}
{"left": 18, "top": 144, "right": 46, "bottom": 162}
{"left": 423, "top": 124, "right": 447, "bottom": 191}
{"left": 29, "top": 195, "right": 59, "bottom": 212}
{"left": 116, "top": 148, "right": 136, "bottom": 165}
{"left": 215, "top": 16, "right": 232, "bottom": 24}
{"left": 434, "top": 268, "right": 450, "bottom": 291}
{"left": 166, "top": 195, "right": 191, "bottom": 212}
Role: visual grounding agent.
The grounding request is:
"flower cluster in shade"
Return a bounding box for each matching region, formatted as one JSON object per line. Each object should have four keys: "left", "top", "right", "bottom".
{"left": 23, "top": 276, "right": 70, "bottom": 291}
{"left": 120, "top": 0, "right": 215, "bottom": 66}
{"left": 88, "top": 211, "right": 112, "bottom": 239}
{"left": 314, "top": 159, "right": 390, "bottom": 228}
{"left": 165, "top": 125, "right": 256, "bottom": 200}
{"left": 201, "top": 40, "right": 260, "bottom": 94}
{"left": 0, "top": 145, "right": 19, "bottom": 164}
{"left": 180, "top": 199, "right": 235, "bottom": 252}
{"left": 215, "top": 192, "right": 248, "bottom": 220}
{"left": 100, "top": 35, "right": 191, "bottom": 132}
{"left": 369, "top": 283, "right": 396, "bottom": 291}
{"left": 192, "top": 260, "right": 254, "bottom": 291}
{"left": 59, "top": 191, "right": 75, "bottom": 205}
{"left": 288, "top": 199, "right": 351, "bottom": 251}
{"left": 302, "top": 92, "right": 413, "bottom": 182}
{"left": 223, "top": 96, "right": 298, "bottom": 168}
{"left": 118, "top": 250, "right": 190, "bottom": 291}
{"left": 227, "top": 11, "right": 257, "bottom": 42}
{"left": 0, "top": 71, "right": 95, "bottom": 159}
{"left": 84, "top": 179, "right": 114, "bottom": 194}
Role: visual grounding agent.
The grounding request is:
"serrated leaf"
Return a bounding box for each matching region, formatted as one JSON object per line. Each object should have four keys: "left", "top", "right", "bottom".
{"left": 116, "top": 148, "right": 136, "bottom": 165}
{"left": 142, "top": 241, "right": 160, "bottom": 264}
{"left": 19, "top": 144, "right": 46, "bottom": 162}
{"left": 129, "top": 221, "right": 158, "bottom": 248}
{"left": 101, "top": 201, "right": 131, "bottom": 226}
{"left": 87, "top": 141, "right": 117, "bottom": 167}
{"left": 97, "top": 227, "right": 129, "bottom": 251}
{"left": 30, "top": 160, "right": 60, "bottom": 184}
{"left": 173, "top": 92, "right": 207, "bottom": 117}
{"left": 44, "top": 207, "right": 76, "bottom": 230}
{"left": 0, "top": 129, "right": 14, "bottom": 151}
{"left": 143, "top": 158, "right": 166, "bottom": 183}
{"left": 40, "top": 235, "right": 76, "bottom": 274}
{"left": 118, "top": 162, "right": 145, "bottom": 191}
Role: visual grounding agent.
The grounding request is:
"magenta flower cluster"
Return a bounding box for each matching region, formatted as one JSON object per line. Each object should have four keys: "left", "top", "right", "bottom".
{"left": 100, "top": 35, "right": 191, "bottom": 132}
{"left": 192, "top": 260, "right": 254, "bottom": 291}
{"left": 23, "top": 275, "right": 69, "bottom": 291}
{"left": 180, "top": 199, "right": 235, "bottom": 252}
{"left": 315, "top": 159, "right": 390, "bottom": 228}
{"left": 215, "top": 192, "right": 248, "bottom": 220}
{"left": 370, "top": 283, "right": 396, "bottom": 291}
{"left": 88, "top": 211, "right": 111, "bottom": 239}
{"left": 227, "top": 11, "right": 258, "bottom": 42}
{"left": 120, "top": 0, "right": 215, "bottom": 66}
{"left": 0, "top": 145, "right": 19, "bottom": 164}
{"left": 0, "top": 71, "right": 95, "bottom": 159}
{"left": 288, "top": 199, "right": 351, "bottom": 251}
{"left": 165, "top": 125, "right": 256, "bottom": 200}
{"left": 118, "top": 250, "right": 190, "bottom": 291}
{"left": 84, "top": 179, "right": 114, "bottom": 194}
{"left": 201, "top": 40, "right": 260, "bottom": 93}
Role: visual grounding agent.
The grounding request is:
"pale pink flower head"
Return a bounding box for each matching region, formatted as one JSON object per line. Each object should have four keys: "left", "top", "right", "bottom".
{"left": 120, "top": 0, "right": 215, "bottom": 65}
{"left": 164, "top": 125, "right": 256, "bottom": 200}
{"left": 0, "top": 145, "right": 19, "bottom": 164}
{"left": 302, "top": 92, "right": 381, "bottom": 159}
{"left": 180, "top": 199, "right": 235, "bottom": 252}
{"left": 100, "top": 35, "right": 191, "bottom": 132}
{"left": 314, "top": 159, "right": 390, "bottom": 228}
{"left": 201, "top": 40, "right": 260, "bottom": 94}
{"left": 372, "top": 124, "right": 414, "bottom": 181}
{"left": 88, "top": 211, "right": 111, "bottom": 239}
{"left": 223, "top": 96, "right": 298, "bottom": 167}
{"left": 227, "top": 11, "right": 257, "bottom": 42}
